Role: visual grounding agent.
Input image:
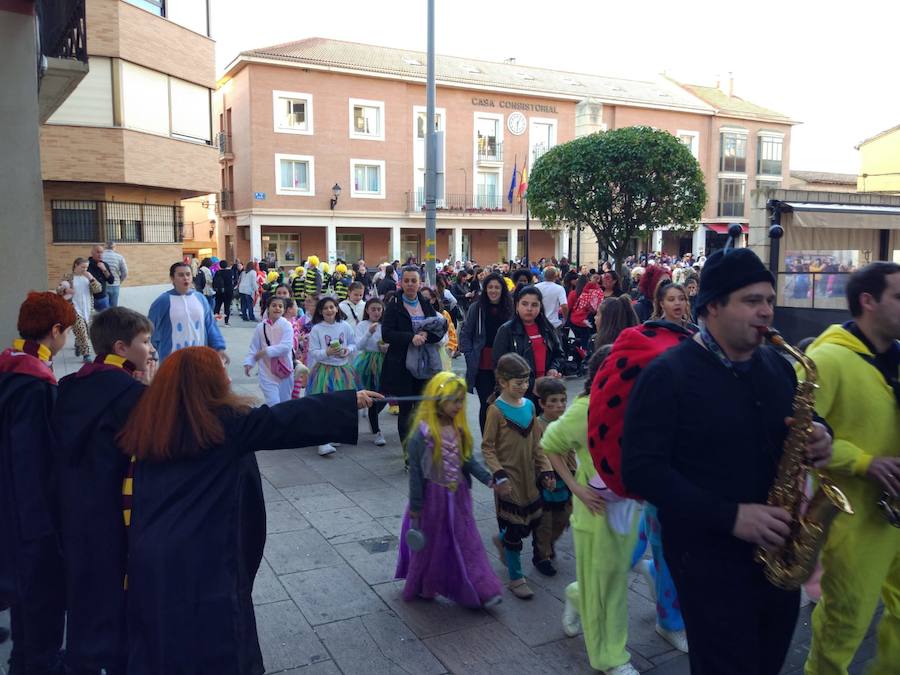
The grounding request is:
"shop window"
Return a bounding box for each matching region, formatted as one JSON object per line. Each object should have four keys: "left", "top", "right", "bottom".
{"left": 401, "top": 234, "right": 420, "bottom": 263}
{"left": 337, "top": 233, "right": 363, "bottom": 262}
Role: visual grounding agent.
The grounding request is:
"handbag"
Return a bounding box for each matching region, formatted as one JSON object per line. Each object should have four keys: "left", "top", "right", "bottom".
{"left": 263, "top": 323, "right": 294, "bottom": 379}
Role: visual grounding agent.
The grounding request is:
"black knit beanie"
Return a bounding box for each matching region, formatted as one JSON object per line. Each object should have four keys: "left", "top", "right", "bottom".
{"left": 696, "top": 247, "right": 775, "bottom": 311}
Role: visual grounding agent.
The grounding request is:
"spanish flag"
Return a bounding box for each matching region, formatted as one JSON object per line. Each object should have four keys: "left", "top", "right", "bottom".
{"left": 517, "top": 161, "right": 528, "bottom": 201}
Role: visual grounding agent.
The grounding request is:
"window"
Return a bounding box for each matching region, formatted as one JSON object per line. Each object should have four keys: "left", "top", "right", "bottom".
{"left": 165, "top": 0, "right": 210, "bottom": 36}
{"left": 170, "top": 79, "right": 211, "bottom": 142}
{"left": 530, "top": 118, "right": 557, "bottom": 164}
{"left": 275, "top": 154, "right": 315, "bottom": 196}
{"left": 475, "top": 171, "right": 500, "bottom": 209}
{"left": 48, "top": 56, "right": 113, "bottom": 126}
{"left": 273, "top": 90, "right": 313, "bottom": 135}
{"left": 262, "top": 233, "right": 300, "bottom": 266}
{"left": 337, "top": 233, "right": 363, "bottom": 262}
{"left": 720, "top": 130, "right": 748, "bottom": 173}
{"left": 717, "top": 178, "right": 746, "bottom": 217}
{"left": 476, "top": 116, "right": 501, "bottom": 160}
{"left": 120, "top": 61, "right": 170, "bottom": 136}
{"left": 757, "top": 135, "right": 783, "bottom": 176}
{"left": 350, "top": 159, "right": 386, "bottom": 198}
{"left": 349, "top": 99, "right": 385, "bottom": 140}
{"left": 52, "top": 200, "right": 182, "bottom": 243}
{"left": 124, "top": 0, "right": 163, "bottom": 16}
{"left": 676, "top": 130, "right": 700, "bottom": 159}
{"left": 401, "top": 234, "right": 420, "bottom": 262}
{"left": 416, "top": 110, "right": 443, "bottom": 139}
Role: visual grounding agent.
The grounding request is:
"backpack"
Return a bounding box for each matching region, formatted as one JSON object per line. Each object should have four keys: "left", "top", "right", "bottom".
{"left": 212, "top": 270, "right": 225, "bottom": 291}
{"left": 194, "top": 270, "right": 206, "bottom": 291}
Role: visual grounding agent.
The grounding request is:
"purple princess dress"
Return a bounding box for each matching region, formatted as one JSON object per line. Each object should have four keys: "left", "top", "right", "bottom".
{"left": 395, "top": 424, "right": 503, "bottom": 607}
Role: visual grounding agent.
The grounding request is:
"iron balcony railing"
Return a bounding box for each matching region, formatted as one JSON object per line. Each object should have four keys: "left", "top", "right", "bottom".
{"left": 51, "top": 200, "right": 184, "bottom": 244}
{"left": 219, "top": 190, "right": 233, "bottom": 212}
{"left": 405, "top": 191, "right": 526, "bottom": 214}
{"left": 476, "top": 139, "right": 503, "bottom": 162}
{"left": 38, "top": 0, "right": 88, "bottom": 62}
{"left": 217, "top": 131, "right": 232, "bottom": 157}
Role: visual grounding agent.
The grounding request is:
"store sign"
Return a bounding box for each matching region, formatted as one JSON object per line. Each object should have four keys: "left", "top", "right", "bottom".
{"left": 470, "top": 97, "right": 557, "bottom": 114}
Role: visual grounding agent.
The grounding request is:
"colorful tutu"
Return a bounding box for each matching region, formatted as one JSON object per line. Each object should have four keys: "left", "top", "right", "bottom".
{"left": 353, "top": 350, "right": 384, "bottom": 391}
{"left": 307, "top": 362, "right": 358, "bottom": 394}
{"left": 395, "top": 479, "right": 503, "bottom": 608}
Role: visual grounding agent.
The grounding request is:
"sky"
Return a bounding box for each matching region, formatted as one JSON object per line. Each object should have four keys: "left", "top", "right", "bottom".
{"left": 211, "top": 0, "right": 899, "bottom": 175}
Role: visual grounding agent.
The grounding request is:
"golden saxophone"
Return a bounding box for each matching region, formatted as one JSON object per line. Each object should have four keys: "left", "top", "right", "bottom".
{"left": 754, "top": 327, "right": 854, "bottom": 590}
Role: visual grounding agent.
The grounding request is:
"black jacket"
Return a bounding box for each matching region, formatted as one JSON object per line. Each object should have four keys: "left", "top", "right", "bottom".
{"left": 89, "top": 256, "right": 115, "bottom": 299}
{"left": 377, "top": 274, "right": 397, "bottom": 298}
{"left": 622, "top": 339, "right": 795, "bottom": 558}
{"left": 380, "top": 293, "right": 439, "bottom": 395}
{"left": 52, "top": 364, "right": 145, "bottom": 672}
{"left": 491, "top": 316, "right": 564, "bottom": 389}
{"left": 126, "top": 391, "right": 358, "bottom": 675}
{"left": 214, "top": 267, "right": 235, "bottom": 294}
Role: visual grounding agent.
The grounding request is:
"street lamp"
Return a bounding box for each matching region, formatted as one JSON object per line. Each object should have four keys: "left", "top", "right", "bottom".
{"left": 329, "top": 183, "right": 342, "bottom": 210}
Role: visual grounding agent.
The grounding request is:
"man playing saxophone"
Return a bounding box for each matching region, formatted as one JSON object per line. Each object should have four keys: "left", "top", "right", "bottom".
{"left": 621, "top": 246, "right": 832, "bottom": 674}
{"left": 803, "top": 262, "right": 900, "bottom": 675}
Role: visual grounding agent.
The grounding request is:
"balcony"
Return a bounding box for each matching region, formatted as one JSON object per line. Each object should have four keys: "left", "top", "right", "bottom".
{"left": 405, "top": 191, "right": 525, "bottom": 215}
{"left": 37, "top": 0, "right": 90, "bottom": 122}
{"left": 218, "top": 190, "right": 233, "bottom": 212}
{"left": 217, "top": 131, "right": 233, "bottom": 160}
{"left": 51, "top": 199, "right": 184, "bottom": 243}
{"left": 476, "top": 139, "right": 503, "bottom": 164}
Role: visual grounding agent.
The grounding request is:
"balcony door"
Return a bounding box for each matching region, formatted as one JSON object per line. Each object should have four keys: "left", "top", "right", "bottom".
{"left": 475, "top": 171, "right": 500, "bottom": 209}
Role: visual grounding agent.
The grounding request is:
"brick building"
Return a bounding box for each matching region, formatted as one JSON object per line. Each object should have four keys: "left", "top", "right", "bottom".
{"left": 213, "top": 39, "right": 794, "bottom": 269}
{"left": 40, "top": 0, "right": 218, "bottom": 287}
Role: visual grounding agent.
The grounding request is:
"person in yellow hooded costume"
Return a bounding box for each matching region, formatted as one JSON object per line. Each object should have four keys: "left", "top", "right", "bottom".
{"left": 804, "top": 261, "right": 900, "bottom": 675}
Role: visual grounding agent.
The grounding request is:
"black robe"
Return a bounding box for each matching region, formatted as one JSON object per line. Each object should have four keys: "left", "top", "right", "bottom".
{"left": 52, "top": 364, "right": 145, "bottom": 673}
{"left": 0, "top": 368, "right": 65, "bottom": 669}
{"left": 126, "top": 390, "right": 358, "bottom": 675}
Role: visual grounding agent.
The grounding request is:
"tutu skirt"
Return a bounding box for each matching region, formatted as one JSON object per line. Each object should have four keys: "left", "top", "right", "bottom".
{"left": 395, "top": 479, "right": 503, "bottom": 608}
{"left": 307, "top": 362, "right": 358, "bottom": 394}
{"left": 354, "top": 350, "right": 384, "bottom": 391}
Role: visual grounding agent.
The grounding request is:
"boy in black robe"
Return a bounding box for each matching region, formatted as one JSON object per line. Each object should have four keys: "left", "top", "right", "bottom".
{"left": 52, "top": 307, "right": 155, "bottom": 675}
{"left": 0, "top": 292, "right": 76, "bottom": 675}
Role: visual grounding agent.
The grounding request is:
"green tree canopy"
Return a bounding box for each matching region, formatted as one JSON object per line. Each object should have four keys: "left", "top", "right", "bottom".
{"left": 528, "top": 126, "right": 707, "bottom": 271}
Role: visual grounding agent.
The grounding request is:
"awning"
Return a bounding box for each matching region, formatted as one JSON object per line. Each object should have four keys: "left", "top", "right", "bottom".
{"left": 780, "top": 201, "right": 900, "bottom": 229}
{"left": 706, "top": 223, "right": 749, "bottom": 234}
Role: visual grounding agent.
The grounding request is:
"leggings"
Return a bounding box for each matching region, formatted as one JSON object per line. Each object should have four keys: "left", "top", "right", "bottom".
{"left": 630, "top": 503, "right": 685, "bottom": 632}
{"left": 368, "top": 400, "right": 386, "bottom": 433}
{"left": 215, "top": 291, "right": 233, "bottom": 320}
{"left": 73, "top": 314, "right": 91, "bottom": 357}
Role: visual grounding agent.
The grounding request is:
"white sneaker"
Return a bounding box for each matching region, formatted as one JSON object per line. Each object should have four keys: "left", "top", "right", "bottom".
{"left": 635, "top": 558, "right": 657, "bottom": 604}
{"left": 562, "top": 596, "right": 581, "bottom": 637}
{"left": 604, "top": 663, "right": 639, "bottom": 675}
{"left": 656, "top": 624, "right": 689, "bottom": 653}
{"left": 373, "top": 431, "right": 386, "bottom": 446}
{"left": 317, "top": 444, "right": 336, "bottom": 456}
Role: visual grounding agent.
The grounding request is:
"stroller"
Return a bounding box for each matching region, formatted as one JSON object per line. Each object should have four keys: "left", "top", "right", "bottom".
{"left": 558, "top": 325, "right": 590, "bottom": 377}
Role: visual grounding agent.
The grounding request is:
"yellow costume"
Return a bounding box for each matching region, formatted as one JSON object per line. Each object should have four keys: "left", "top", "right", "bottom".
{"left": 804, "top": 324, "right": 900, "bottom": 675}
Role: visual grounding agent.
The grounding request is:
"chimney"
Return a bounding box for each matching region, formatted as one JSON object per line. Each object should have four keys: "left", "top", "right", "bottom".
{"left": 728, "top": 72, "right": 734, "bottom": 97}
{"left": 503, "top": 57, "right": 516, "bottom": 65}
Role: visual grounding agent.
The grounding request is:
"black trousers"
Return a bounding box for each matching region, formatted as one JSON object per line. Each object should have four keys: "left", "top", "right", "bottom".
{"left": 474, "top": 369, "right": 496, "bottom": 433}
{"left": 664, "top": 537, "right": 800, "bottom": 675}
{"left": 367, "top": 400, "right": 386, "bottom": 433}
{"left": 397, "top": 377, "right": 428, "bottom": 446}
{"left": 214, "top": 291, "right": 233, "bottom": 321}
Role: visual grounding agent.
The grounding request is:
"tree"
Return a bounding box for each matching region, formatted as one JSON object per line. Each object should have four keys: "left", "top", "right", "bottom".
{"left": 527, "top": 126, "right": 707, "bottom": 274}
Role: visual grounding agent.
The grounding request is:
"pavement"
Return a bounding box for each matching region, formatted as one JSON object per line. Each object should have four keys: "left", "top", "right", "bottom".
{"left": 0, "top": 286, "right": 882, "bottom": 673}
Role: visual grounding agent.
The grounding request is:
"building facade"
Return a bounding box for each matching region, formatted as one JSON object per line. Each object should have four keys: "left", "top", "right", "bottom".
{"left": 212, "top": 39, "right": 794, "bottom": 269}
{"left": 40, "top": 0, "right": 218, "bottom": 287}
{"left": 856, "top": 124, "right": 900, "bottom": 193}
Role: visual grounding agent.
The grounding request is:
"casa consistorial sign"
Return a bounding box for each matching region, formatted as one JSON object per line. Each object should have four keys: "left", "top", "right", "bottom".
{"left": 470, "top": 97, "right": 557, "bottom": 114}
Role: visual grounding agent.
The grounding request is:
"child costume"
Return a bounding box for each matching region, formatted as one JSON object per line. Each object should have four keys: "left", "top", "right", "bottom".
{"left": 0, "top": 340, "right": 65, "bottom": 673}
{"left": 148, "top": 289, "right": 225, "bottom": 361}
{"left": 244, "top": 316, "right": 294, "bottom": 406}
{"left": 396, "top": 422, "right": 503, "bottom": 607}
{"left": 481, "top": 398, "right": 553, "bottom": 581}
{"left": 532, "top": 413, "right": 575, "bottom": 567}
{"left": 307, "top": 321, "right": 357, "bottom": 394}
{"left": 52, "top": 354, "right": 146, "bottom": 674}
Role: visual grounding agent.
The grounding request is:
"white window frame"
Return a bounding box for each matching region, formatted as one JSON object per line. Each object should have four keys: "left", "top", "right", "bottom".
{"left": 273, "top": 90, "right": 313, "bottom": 135}
{"left": 529, "top": 117, "right": 557, "bottom": 165}
{"left": 350, "top": 158, "right": 386, "bottom": 199}
{"left": 349, "top": 98, "right": 385, "bottom": 141}
{"left": 474, "top": 168, "right": 502, "bottom": 209}
{"left": 412, "top": 105, "right": 446, "bottom": 202}
{"left": 756, "top": 131, "right": 785, "bottom": 178}
{"left": 473, "top": 111, "right": 504, "bottom": 177}
{"left": 676, "top": 129, "right": 700, "bottom": 159}
{"left": 275, "top": 153, "right": 315, "bottom": 196}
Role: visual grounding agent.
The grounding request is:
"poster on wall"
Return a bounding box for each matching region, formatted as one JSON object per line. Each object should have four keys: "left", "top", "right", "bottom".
{"left": 783, "top": 249, "right": 863, "bottom": 302}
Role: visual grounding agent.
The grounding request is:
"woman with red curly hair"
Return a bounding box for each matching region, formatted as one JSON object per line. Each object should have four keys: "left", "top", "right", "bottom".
{"left": 118, "top": 346, "right": 379, "bottom": 675}
{"left": 0, "top": 291, "right": 76, "bottom": 674}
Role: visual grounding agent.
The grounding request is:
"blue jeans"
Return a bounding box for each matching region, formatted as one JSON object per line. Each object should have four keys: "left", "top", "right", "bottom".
{"left": 106, "top": 285, "right": 120, "bottom": 307}
{"left": 239, "top": 293, "right": 254, "bottom": 320}
{"left": 93, "top": 295, "right": 109, "bottom": 312}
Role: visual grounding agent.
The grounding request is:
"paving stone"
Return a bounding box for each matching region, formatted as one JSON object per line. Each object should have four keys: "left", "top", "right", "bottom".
{"left": 264, "top": 529, "right": 342, "bottom": 575}
{"left": 304, "top": 506, "right": 392, "bottom": 545}
{"left": 266, "top": 500, "right": 312, "bottom": 534}
{"left": 261, "top": 477, "right": 283, "bottom": 503}
{"left": 372, "top": 580, "right": 495, "bottom": 640}
{"left": 255, "top": 600, "right": 331, "bottom": 673}
{"left": 377, "top": 514, "right": 405, "bottom": 537}
{"left": 262, "top": 457, "right": 329, "bottom": 488}
{"left": 334, "top": 535, "right": 401, "bottom": 585}
{"left": 281, "top": 564, "right": 386, "bottom": 626}
{"left": 299, "top": 456, "right": 391, "bottom": 491}
{"left": 315, "top": 612, "right": 445, "bottom": 675}
{"left": 489, "top": 580, "right": 566, "bottom": 647}
{"left": 280, "top": 482, "right": 356, "bottom": 512}
{"left": 626, "top": 591, "right": 677, "bottom": 661}
{"left": 424, "top": 621, "right": 560, "bottom": 674}
{"left": 253, "top": 557, "right": 289, "bottom": 606}
{"left": 346, "top": 486, "right": 410, "bottom": 518}
{"left": 534, "top": 636, "right": 601, "bottom": 673}
{"left": 276, "top": 661, "right": 342, "bottom": 675}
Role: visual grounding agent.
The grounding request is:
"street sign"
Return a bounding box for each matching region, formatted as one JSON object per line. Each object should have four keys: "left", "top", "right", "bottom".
{"left": 254, "top": 192, "right": 266, "bottom": 200}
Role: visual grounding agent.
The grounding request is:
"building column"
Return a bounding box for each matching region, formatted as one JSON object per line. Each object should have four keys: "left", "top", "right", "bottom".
{"left": 1, "top": 7, "right": 49, "bottom": 349}
{"left": 558, "top": 227, "right": 570, "bottom": 260}
{"left": 508, "top": 227, "right": 518, "bottom": 262}
{"left": 692, "top": 225, "right": 706, "bottom": 258}
{"left": 249, "top": 220, "right": 262, "bottom": 261}
{"left": 391, "top": 224, "right": 402, "bottom": 262}
{"left": 651, "top": 228, "right": 663, "bottom": 254}
{"left": 453, "top": 225, "right": 463, "bottom": 262}
{"left": 326, "top": 220, "right": 337, "bottom": 263}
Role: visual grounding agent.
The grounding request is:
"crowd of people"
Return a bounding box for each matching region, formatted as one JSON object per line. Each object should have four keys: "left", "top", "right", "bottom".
{"left": 1, "top": 243, "right": 898, "bottom": 675}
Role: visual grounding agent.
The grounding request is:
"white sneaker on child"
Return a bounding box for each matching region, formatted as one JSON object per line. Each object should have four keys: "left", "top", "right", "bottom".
{"left": 604, "top": 663, "right": 639, "bottom": 675}
{"left": 655, "top": 625, "right": 689, "bottom": 653}
{"left": 562, "top": 596, "right": 581, "bottom": 637}
{"left": 373, "top": 431, "right": 386, "bottom": 446}
{"left": 317, "top": 444, "right": 336, "bottom": 456}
